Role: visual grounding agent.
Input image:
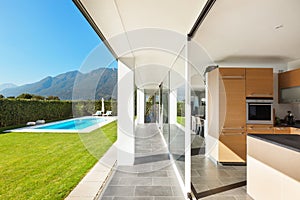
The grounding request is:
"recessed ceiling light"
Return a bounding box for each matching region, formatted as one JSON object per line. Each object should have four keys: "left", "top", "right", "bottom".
{"left": 275, "top": 24, "right": 284, "bottom": 30}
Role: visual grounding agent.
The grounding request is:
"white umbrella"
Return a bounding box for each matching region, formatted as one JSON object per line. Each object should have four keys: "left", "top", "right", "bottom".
{"left": 101, "top": 98, "right": 105, "bottom": 113}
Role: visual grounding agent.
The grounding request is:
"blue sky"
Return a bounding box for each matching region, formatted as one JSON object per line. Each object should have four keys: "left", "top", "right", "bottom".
{"left": 0, "top": 0, "right": 116, "bottom": 85}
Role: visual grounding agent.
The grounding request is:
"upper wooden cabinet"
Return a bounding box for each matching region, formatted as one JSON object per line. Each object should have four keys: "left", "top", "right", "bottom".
{"left": 246, "top": 68, "right": 273, "bottom": 98}
{"left": 219, "top": 68, "right": 245, "bottom": 78}
{"left": 279, "top": 68, "right": 300, "bottom": 89}
{"left": 278, "top": 68, "right": 300, "bottom": 103}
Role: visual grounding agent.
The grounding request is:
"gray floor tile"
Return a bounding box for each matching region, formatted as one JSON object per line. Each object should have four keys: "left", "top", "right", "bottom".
{"left": 113, "top": 197, "right": 154, "bottom": 200}
{"left": 98, "top": 124, "right": 185, "bottom": 200}
{"left": 135, "top": 186, "right": 173, "bottom": 196}
{"left": 171, "top": 186, "right": 184, "bottom": 196}
{"left": 201, "top": 196, "right": 236, "bottom": 200}
{"left": 152, "top": 178, "right": 178, "bottom": 186}
{"left": 100, "top": 197, "right": 113, "bottom": 200}
{"left": 102, "top": 186, "right": 135, "bottom": 197}
{"left": 154, "top": 197, "right": 184, "bottom": 200}
{"left": 191, "top": 152, "right": 251, "bottom": 199}
{"left": 137, "top": 170, "right": 168, "bottom": 177}
{"left": 118, "top": 177, "right": 152, "bottom": 186}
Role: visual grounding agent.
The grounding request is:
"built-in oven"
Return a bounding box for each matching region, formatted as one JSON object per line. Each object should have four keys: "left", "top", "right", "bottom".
{"left": 246, "top": 99, "right": 273, "bottom": 124}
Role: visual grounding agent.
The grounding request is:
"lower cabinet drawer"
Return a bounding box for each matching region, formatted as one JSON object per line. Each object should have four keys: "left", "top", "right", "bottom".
{"left": 247, "top": 124, "right": 274, "bottom": 134}
{"left": 274, "top": 127, "right": 291, "bottom": 134}
{"left": 290, "top": 128, "right": 300, "bottom": 135}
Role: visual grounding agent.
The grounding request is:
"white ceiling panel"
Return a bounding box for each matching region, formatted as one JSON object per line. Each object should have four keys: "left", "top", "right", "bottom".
{"left": 193, "top": 0, "right": 300, "bottom": 65}
{"left": 79, "top": 0, "right": 208, "bottom": 89}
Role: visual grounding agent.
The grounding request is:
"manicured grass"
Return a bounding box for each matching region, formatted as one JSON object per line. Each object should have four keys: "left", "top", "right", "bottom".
{"left": 177, "top": 116, "right": 185, "bottom": 126}
{"left": 0, "top": 120, "right": 117, "bottom": 200}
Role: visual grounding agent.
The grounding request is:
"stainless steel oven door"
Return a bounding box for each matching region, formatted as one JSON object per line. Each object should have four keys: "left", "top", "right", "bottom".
{"left": 246, "top": 101, "right": 273, "bottom": 124}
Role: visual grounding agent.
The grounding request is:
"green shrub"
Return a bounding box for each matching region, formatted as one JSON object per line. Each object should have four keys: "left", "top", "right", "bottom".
{"left": 0, "top": 99, "right": 118, "bottom": 128}
{"left": 0, "top": 99, "right": 73, "bottom": 127}
{"left": 177, "top": 101, "right": 185, "bottom": 116}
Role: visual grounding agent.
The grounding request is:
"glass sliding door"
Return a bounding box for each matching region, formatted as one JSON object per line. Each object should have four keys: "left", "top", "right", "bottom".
{"left": 169, "top": 48, "right": 187, "bottom": 183}
{"left": 160, "top": 74, "right": 170, "bottom": 147}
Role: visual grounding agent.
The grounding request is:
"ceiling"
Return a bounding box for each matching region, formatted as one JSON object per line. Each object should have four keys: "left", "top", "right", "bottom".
{"left": 77, "top": 0, "right": 208, "bottom": 89}
{"left": 193, "top": 0, "right": 300, "bottom": 68}
{"left": 76, "top": 0, "right": 300, "bottom": 89}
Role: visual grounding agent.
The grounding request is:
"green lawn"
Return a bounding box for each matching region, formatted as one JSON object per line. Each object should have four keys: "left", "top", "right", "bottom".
{"left": 0, "top": 120, "right": 117, "bottom": 200}
{"left": 177, "top": 116, "right": 185, "bottom": 126}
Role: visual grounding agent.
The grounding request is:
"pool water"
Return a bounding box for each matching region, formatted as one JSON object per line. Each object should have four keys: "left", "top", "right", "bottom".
{"left": 34, "top": 117, "right": 106, "bottom": 130}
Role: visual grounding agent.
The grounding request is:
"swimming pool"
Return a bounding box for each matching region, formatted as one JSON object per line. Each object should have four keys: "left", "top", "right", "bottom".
{"left": 35, "top": 117, "right": 105, "bottom": 130}
{"left": 8, "top": 116, "right": 116, "bottom": 133}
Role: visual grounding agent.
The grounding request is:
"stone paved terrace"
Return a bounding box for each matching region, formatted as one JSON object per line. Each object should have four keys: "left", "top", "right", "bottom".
{"left": 98, "top": 123, "right": 185, "bottom": 200}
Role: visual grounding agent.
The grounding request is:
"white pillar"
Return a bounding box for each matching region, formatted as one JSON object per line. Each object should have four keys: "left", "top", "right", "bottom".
{"left": 185, "top": 41, "right": 191, "bottom": 194}
{"left": 169, "top": 89, "right": 177, "bottom": 124}
{"left": 117, "top": 60, "right": 135, "bottom": 166}
{"left": 137, "top": 89, "right": 145, "bottom": 124}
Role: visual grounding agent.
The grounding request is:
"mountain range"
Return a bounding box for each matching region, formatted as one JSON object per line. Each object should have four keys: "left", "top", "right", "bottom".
{"left": 0, "top": 83, "right": 17, "bottom": 91}
{"left": 0, "top": 68, "right": 117, "bottom": 100}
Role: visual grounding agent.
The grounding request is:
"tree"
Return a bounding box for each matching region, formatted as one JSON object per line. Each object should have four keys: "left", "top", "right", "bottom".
{"left": 0, "top": 94, "right": 4, "bottom": 99}
{"left": 17, "top": 93, "right": 33, "bottom": 99}
{"left": 32, "top": 95, "right": 45, "bottom": 100}
{"left": 46, "top": 96, "right": 60, "bottom": 101}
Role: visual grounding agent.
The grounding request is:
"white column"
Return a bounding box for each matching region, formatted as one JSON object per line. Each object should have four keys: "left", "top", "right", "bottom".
{"left": 169, "top": 89, "right": 177, "bottom": 124}
{"left": 137, "top": 89, "right": 145, "bottom": 124}
{"left": 117, "top": 60, "right": 135, "bottom": 166}
{"left": 185, "top": 41, "right": 191, "bottom": 195}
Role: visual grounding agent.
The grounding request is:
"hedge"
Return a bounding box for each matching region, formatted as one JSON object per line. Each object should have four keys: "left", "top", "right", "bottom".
{"left": 177, "top": 101, "right": 185, "bottom": 116}
{"left": 0, "top": 99, "right": 117, "bottom": 128}
{"left": 72, "top": 100, "right": 117, "bottom": 117}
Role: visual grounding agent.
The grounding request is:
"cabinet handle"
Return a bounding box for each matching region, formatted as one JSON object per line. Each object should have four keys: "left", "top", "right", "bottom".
{"left": 221, "top": 76, "right": 245, "bottom": 79}
{"left": 248, "top": 127, "right": 273, "bottom": 130}
{"left": 222, "top": 127, "right": 244, "bottom": 130}
{"left": 221, "top": 132, "right": 245, "bottom": 135}
{"left": 249, "top": 93, "right": 273, "bottom": 97}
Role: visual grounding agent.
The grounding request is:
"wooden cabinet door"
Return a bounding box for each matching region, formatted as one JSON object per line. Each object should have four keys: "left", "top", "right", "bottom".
{"left": 246, "top": 68, "right": 273, "bottom": 98}
{"left": 219, "top": 68, "right": 246, "bottom": 163}
{"left": 219, "top": 130, "right": 246, "bottom": 162}
{"left": 219, "top": 68, "right": 246, "bottom": 129}
{"left": 279, "top": 68, "right": 300, "bottom": 89}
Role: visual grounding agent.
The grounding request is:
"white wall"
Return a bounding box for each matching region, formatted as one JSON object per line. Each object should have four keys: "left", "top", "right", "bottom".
{"left": 137, "top": 89, "right": 145, "bottom": 124}
{"left": 117, "top": 60, "right": 135, "bottom": 166}
{"left": 169, "top": 89, "right": 177, "bottom": 124}
{"left": 288, "top": 59, "right": 300, "bottom": 71}
{"left": 205, "top": 69, "right": 220, "bottom": 162}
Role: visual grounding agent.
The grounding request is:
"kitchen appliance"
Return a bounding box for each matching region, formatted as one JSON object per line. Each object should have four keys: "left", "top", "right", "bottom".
{"left": 246, "top": 99, "right": 273, "bottom": 124}
{"left": 284, "top": 111, "right": 296, "bottom": 125}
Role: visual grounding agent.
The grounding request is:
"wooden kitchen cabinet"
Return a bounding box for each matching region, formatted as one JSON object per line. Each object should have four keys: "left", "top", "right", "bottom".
{"left": 273, "top": 127, "right": 291, "bottom": 134}
{"left": 247, "top": 124, "right": 274, "bottom": 134}
{"left": 219, "top": 131, "right": 247, "bottom": 163}
{"left": 208, "top": 67, "right": 275, "bottom": 164}
{"left": 290, "top": 128, "right": 300, "bottom": 135}
{"left": 246, "top": 68, "right": 273, "bottom": 98}
{"left": 218, "top": 68, "right": 246, "bottom": 163}
{"left": 247, "top": 126, "right": 300, "bottom": 134}
{"left": 220, "top": 68, "right": 246, "bottom": 129}
{"left": 278, "top": 68, "right": 300, "bottom": 89}
{"left": 278, "top": 68, "right": 300, "bottom": 103}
